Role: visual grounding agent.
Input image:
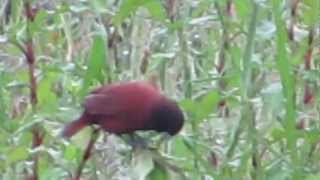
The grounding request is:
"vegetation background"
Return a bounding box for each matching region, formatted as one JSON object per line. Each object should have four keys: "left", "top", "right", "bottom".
{"left": 0, "top": 0, "right": 319, "bottom": 179}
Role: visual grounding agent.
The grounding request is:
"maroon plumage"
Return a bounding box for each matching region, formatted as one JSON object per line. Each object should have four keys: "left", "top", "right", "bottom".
{"left": 62, "top": 82, "right": 184, "bottom": 138}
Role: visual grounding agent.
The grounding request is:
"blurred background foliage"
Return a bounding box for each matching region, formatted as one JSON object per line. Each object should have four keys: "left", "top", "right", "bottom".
{"left": 0, "top": 0, "right": 319, "bottom": 179}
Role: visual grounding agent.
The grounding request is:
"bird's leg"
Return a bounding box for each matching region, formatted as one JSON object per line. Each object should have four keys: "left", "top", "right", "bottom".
{"left": 121, "top": 132, "right": 170, "bottom": 150}
{"left": 155, "top": 133, "right": 171, "bottom": 149}
{"left": 120, "top": 133, "right": 148, "bottom": 148}
{"left": 129, "top": 133, "right": 148, "bottom": 148}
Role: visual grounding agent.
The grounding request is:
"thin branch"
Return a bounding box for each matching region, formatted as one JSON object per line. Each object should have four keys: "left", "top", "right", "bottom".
{"left": 74, "top": 128, "right": 100, "bottom": 180}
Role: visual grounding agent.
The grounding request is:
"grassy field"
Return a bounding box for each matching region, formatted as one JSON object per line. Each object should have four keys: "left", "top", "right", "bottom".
{"left": 0, "top": 0, "right": 319, "bottom": 179}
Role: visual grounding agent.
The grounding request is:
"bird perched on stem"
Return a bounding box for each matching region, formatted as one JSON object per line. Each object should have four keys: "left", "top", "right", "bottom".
{"left": 62, "top": 81, "right": 184, "bottom": 138}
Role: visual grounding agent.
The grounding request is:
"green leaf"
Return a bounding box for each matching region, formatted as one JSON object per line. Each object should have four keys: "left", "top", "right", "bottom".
{"left": 180, "top": 91, "right": 220, "bottom": 124}
{"left": 90, "top": 0, "right": 108, "bottom": 13}
{"left": 40, "top": 167, "right": 65, "bottom": 180}
{"left": 171, "top": 136, "right": 194, "bottom": 170}
{"left": 265, "top": 161, "right": 290, "bottom": 180}
{"left": 0, "top": 72, "right": 8, "bottom": 125}
{"left": 63, "top": 144, "right": 79, "bottom": 161}
{"left": 38, "top": 155, "right": 49, "bottom": 178}
{"left": 306, "top": 174, "right": 320, "bottom": 180}
{"left": 113, "top": 0, "right": 143, "bottom": 25}
{"left": 143, "top": 0, "right": 166, "bottom": 22}
{"left": 271, "top": 128, "right": 285, "bottom": 141}
{"left": 301, "top": 0, "right": 320, "bottom": 26}
{"left": 172, "top": 136, "right": 193, "bottom": 158}
{"left": 196, "top": 90, "right": 220, "bottom": 120}
{"left": 81, "top": 33, "right": 108, "bottom": 97}
{"left": 234, "top": 0, "right": 251, "bottom": 19}
{"left": 272, "top": 0, "right": 297, "bottom": 151}
{"left": 38, "top": 72, "right": 58, "bottom": 111}
{"left": 11, "top": 0, "right": 23, "bottom": 23}
{"left": 18, "top": 131, "right": 33, "bottom": 146}
{"left": 148, "top": 162, "right": 169, "bottom": 180}
{"left": 179, "top": 99, "right": 197, "bottom": 114}
{"left": 30, "top": 9, "right": 49, "bottom": 35}
{"left": 7, "top": 146, "right": 29, "bottom": 164}
{"left": 305, "top": 129, "right": 320, "bottom": 144}
{"left": 113, "top": 0, "right": 166, "bottom": 25}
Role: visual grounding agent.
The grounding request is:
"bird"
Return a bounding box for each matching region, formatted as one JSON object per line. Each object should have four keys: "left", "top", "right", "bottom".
{"left": 62, "top": 81, "right": 184, "bottom": 138}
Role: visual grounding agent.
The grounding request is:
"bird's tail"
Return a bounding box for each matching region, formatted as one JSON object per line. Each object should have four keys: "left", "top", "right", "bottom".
{"left": 61, "top": 114, "right": 89, "bottom": 138}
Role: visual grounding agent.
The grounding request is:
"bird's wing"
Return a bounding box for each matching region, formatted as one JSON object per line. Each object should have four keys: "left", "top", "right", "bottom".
{"left": 83, "top": 94, "right": 125, "bottom": 115}
{"left": 83, "top": 82, "right": 160, "bottom": 116}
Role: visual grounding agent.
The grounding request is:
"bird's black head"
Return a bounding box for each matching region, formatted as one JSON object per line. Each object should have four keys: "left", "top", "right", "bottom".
{"left": 150, "top": 99, "right": 184, "bottom": 136}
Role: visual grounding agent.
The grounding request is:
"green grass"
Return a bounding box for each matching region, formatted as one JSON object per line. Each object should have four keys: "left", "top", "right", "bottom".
{"left": 0, "top": 0, "right": 319, "bottom": 179}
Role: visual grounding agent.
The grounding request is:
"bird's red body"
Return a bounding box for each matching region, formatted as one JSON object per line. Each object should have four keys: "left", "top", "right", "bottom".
{"left": 62, "top": 82, "right": 184, "bottom": 138}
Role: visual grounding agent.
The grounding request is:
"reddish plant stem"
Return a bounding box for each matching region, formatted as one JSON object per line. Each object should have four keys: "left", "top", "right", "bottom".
{"left": 23, "top": 2, "right": 43, "bottom": 180}
{"left": 288, "top": 0, "right": 299, "bottom": 41}
{"left": 30, "top": 127, "right": 44, "bottom": 180}
{"left": 304, "top": 29, "right": 314, "bottom": 70}
{"left": 303, "top": 29, "right": 314, "bottom": 105}
{"left": 74, "top": 128, "right": 100, "bottom": 180}
{"left": 26, "top": 41, "right": 38, "bottom": 105}
{"left": 226, "top": 0, "right": 236, "bottom": 17}
{"left": 215, "top": 1, "right": 234, "bottom": 117}
{"left": 140, "top": 48, "right": 150, "bottom": 74}
{"left": 209, "top": 151, "right": 219, "bottom": 168}
{"left": 165, "top": 0, "right": 177, "bottom": 22}
{"left": 303, "top": 29, "right": 316, "bottom": 158}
